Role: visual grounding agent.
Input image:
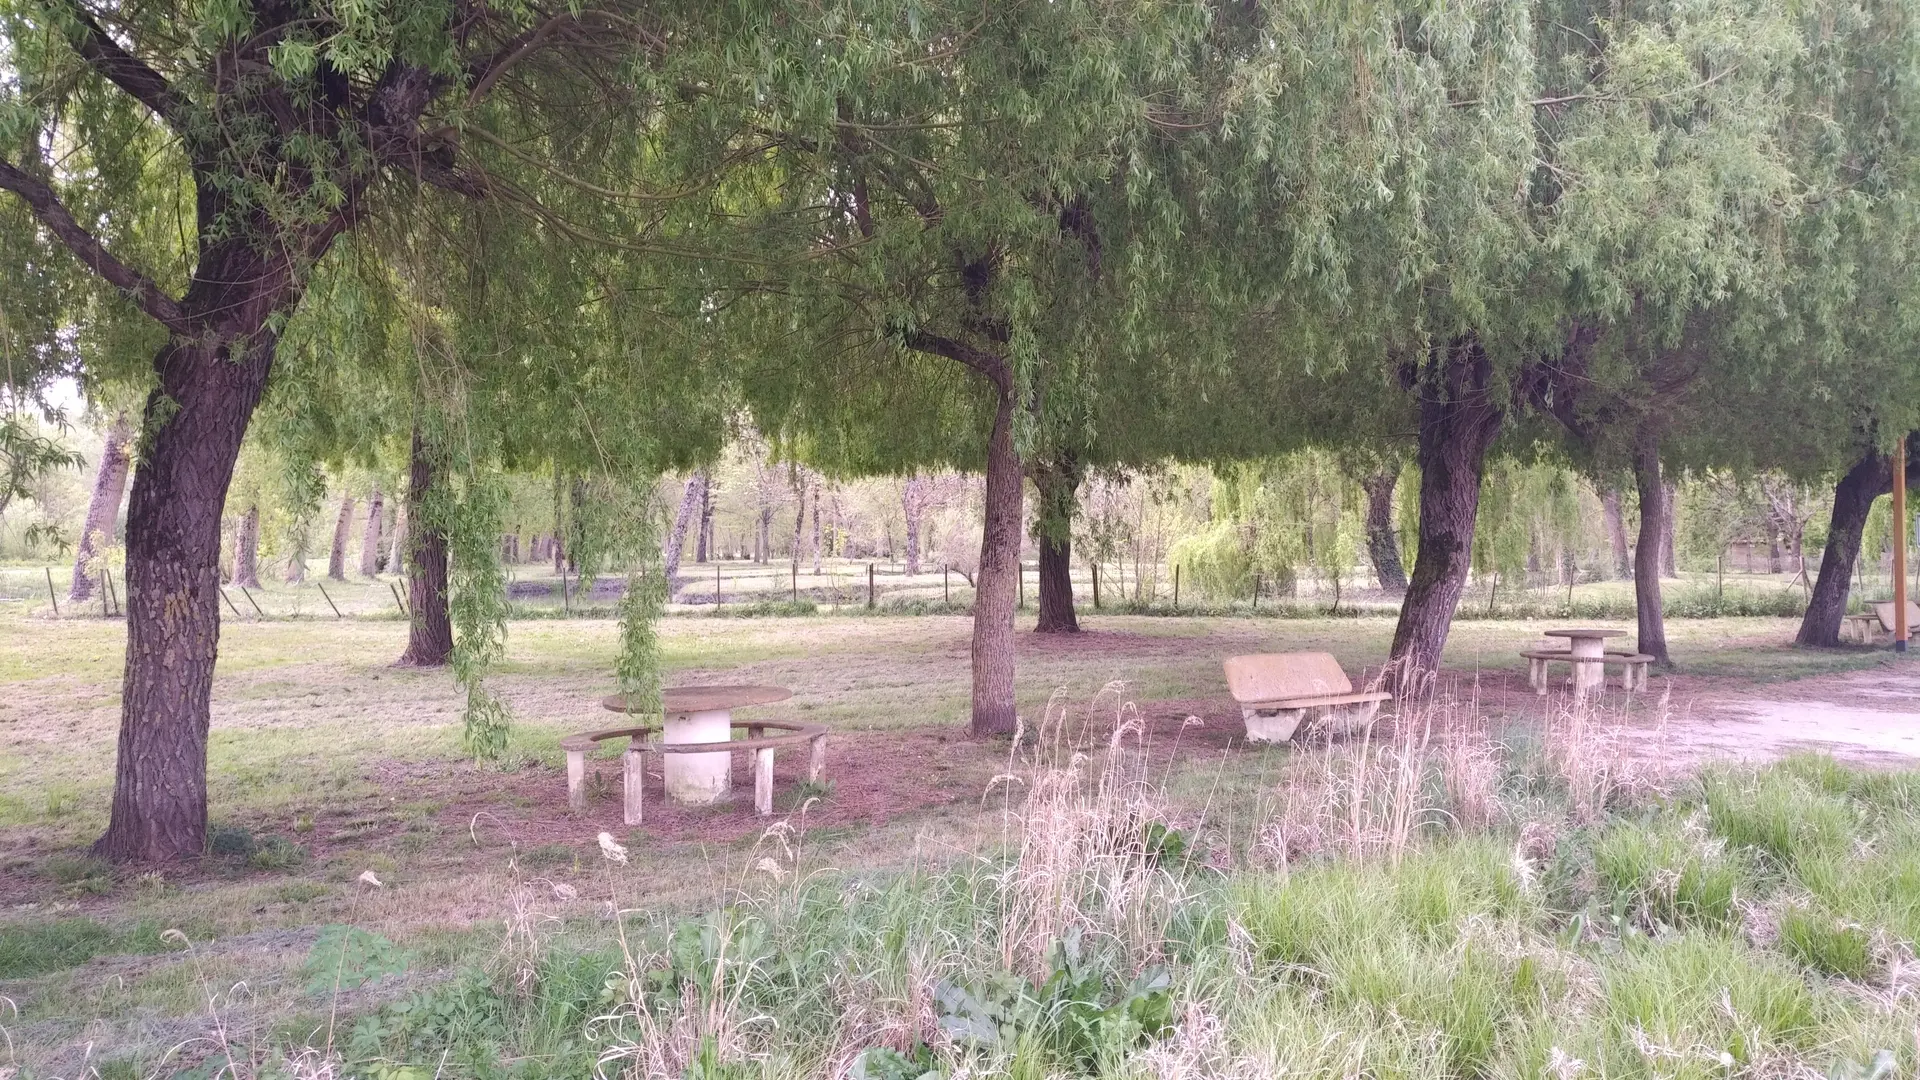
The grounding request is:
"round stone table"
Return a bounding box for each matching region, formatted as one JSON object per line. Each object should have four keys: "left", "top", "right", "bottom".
{"left": 602, "top": 685, "right": 793, "bottom": 805}
{"left": 1542, "top": 628, "right": 1627, "bottom": 695}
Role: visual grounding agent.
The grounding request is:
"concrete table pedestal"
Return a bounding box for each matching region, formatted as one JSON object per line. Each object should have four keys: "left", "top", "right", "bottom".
{"left": 603, "top": 685, "right": 794, "bottom": 807}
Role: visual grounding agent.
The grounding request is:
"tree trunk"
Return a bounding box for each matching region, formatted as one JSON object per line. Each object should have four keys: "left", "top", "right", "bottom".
{"left": 791, "top": 476, "right": 806, "bottom": 561}
{"left": 552, "top": 473, "right": 567, "bottom": 575}
{"left": 284, "top": 522, "right": 309, "bottom": 584}
{"left": 758, "top": 506, "right": 772, "bottom": 563}
{"left": 69, "top": 411, "right": 133, "bottom": 604}
{"left": 1660, "top": 480, "right": 1678, "bottom": 577}
{"left": 398, "top": 424, "right": 453, "bottom": 667}
{"left": 388, "top": 501, "right": 408, "bottom": 576}
{"left": 903, "top": 476, "right": 926, "bottom": 576}
{"left": 811, "top": 482, "right": 822, "bottom": 573}
{"left": 972, "top": 389, "right": 1023, "bottom": 736}
{"left": 95, "top": 325, "right": 280, "bottom": 862}
{"left": 1798, "top": 447, "right": 1915, "bottom": 646}
{"left": 1560, "top": 547, "right": 1577, "bottom": 587}
{"left": 1360, "top": 467, "right": 1408, "bottom": 591}
{"left": 327, "top": 494, "right": 354, "bottom": 581}
{"left": 233, "top": 505, "right": 261, "bottom": 589}
{"left": 1633, "top": 435, "right": 1670, "bottom": 665}
{"left": 1602, "top": 488, "right": 1632, "bottom": 578}
{"left": 665, "top": 474, "right": 701, "bottom": 586}
{"left": 1388, "top": 339, "right": 1505, "bottom": 688}
{"left": 696, "top": 469, "right": 713, "bottom": 563}
{"left": 1029, "top": 456, "right": 1082, "bottom": 633}
{"left": 358, "top": 484, "right": 384, "bottom": 577}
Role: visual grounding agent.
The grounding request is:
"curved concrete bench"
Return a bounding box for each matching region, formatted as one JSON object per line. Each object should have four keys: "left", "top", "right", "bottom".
{"left": 1521, "top": 650, "right": 1653, "bottom": 695}
{"left": 560, "top": 719, "right": 828, "bottom": 823}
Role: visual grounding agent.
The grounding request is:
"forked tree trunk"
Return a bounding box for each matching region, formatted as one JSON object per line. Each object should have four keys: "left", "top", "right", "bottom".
{"left": 1798, "top": 446, "right": 1914, "bottom": 646}
{"left": 398, "top": 425, "right": 453, "bottom": 667}
{"left": 1360, "top": 466, "right": 1408, "bottom": 591}
{"left": 1633, "top": 435, "right": 1670, "bottom": 665}
{"left": 96, "top": 320, "right": 283, "bottom": 862}
{"left": 327, "top": 495, "right": 354, "bottom": 581}
{"left": 903, "top": 476, "right": 926, "bottom": 575}
{"left": 1388, "top": 339, "right": 1505, "bottom": 688}
{"left": 1602, "top": 488, "right": 1632, "bottom": 579}
{"left": 1030, "top": 455, "right": 1081, "bottom": 633}
{"left": 233, "top": 505, "right": 262, "bottom": 589}
{"left": 1661, "top": 479, "right": 1678, "bottom": 577}
{"left": 972, "top": 389, "right": 1023, "bottom": 736}
{"left": 665, "top": 475, "right": 700, "bottom": 586}
{"left": 358, "top": 485, "right": 384, "bottom": 577}
{"left": 69, "top": 411, "right": 133, "bottom": 604}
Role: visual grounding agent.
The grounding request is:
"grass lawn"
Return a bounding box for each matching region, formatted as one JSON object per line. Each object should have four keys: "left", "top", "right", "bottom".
{"left": 0, "top": 591, "right": 1913, "bottom": 1077}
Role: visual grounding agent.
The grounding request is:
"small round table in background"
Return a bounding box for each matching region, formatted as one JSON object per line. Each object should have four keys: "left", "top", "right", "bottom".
{"left": 602, "top": 685, "right": 793, "bottom": 805}
{"left": 1543, "top": 628, "right": 1627, "bottom": 694}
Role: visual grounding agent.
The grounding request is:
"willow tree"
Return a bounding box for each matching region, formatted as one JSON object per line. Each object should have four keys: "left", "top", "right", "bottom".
{"left": 0, "top": 0, "right": 769, "bottom": 859}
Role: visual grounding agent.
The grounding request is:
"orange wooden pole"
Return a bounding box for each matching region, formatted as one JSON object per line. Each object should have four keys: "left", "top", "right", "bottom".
{"left": 1896, "top": 436, "right": 1908, "bottom": 653}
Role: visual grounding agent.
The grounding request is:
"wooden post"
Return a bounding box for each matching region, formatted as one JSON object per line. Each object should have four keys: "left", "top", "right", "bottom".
{"left": 808, "top": 735, "right": 826, "bottom": 783}
{"left": 561, "top": 566, "right": 570, "bottom": 615}
{"left": 104, "top": 567, "right": 120, "bottom": 617}
{"left": 1018, "top": 562, "right": 1026, "bottom": 609}
{"left": 943, "top": 564, "right": 950, "bottom": 604}
{"left": 567, "top": 749, "right": 587, "bottom": 811}
{"left": 44, "top": 567, "right": 59, "bottom": 616}
{"left": 868, "top": 562, "right": 875, "bottom": 608}
{"left": 754, "top": 747, "right": 775, "bottom": 815}
{"left": 1173, "top": 564, "right": 1180, "bottom": 611}
{"left": 387, "top": 580, "right": 407, "bottom": 616}
{"left": 715, "top": 563, "right": 722, "bottom": 610}
{"left": 623, "top": 747, "right": 645, "bottom": 825}
{"left": 1896, "top": 436, "right": 1909, "bottom": 653}
{"left": 218, "top": 586, "right": 243, "bottom": 619}
{"left": 316, "top": 581, "right": 343, "bottom": 618}
{"left": 1092, "top": 562, "right": 1101, "bottom": 609}
{"left": 1253, "top": 573, "right": 1262, "bottom": 610}
{"left": 241, "top": 586, "right": 265, "bottom": 617}
{"left": 792, "top": 559, "right": 798, "bottom": 602}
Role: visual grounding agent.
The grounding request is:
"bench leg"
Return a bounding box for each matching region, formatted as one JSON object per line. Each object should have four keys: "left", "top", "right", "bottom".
{"left": 623, "top": 748, "right": 645, "bottom": 826}
{"left": 1243, "top": 707, "right": 1306, "bottom": 743}
{"left": 808, "top": 735, "right": 826, "bottom": 784}
{"left": 566, "top": 749, "right": 586, "bottom": 811}
{"left": 1531, "top": 658, "right": 1548, "bottom": 696}
{"left": 754, "top": 747, "right": 775, "bottom": 816}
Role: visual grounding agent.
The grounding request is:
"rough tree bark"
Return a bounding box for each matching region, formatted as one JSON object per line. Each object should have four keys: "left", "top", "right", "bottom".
{"left": 233, "top": 505, "right": 261, "bottom": 589}
{"left": 1389, "top": 339, "right": 1506, "bottom": 689}
{"left": 358, "top": 484, "right": 384, "bottom": 577}
{"left": 903, "top": 475, "right": 927, "bottom": 576}
{"left": 1660, "top": 480, "right": 1678, "bottom": 577}
{"left": 1797, "top": 445, "right": 1919, "bottom": 646}
{"left": 1029, "top": 455, "right": 1081, "bottom": 633}
{"left": 327, "top": 495, "right": 354, "bottom": 581}
{"left": 1632, "top": 433, "right": 1670, "bottom": 665}
{"left": 791, "top": 474, "right": 806, "bottom": 562}
{"left": 972, "top": 387, "right": 1023, "bottom": 734}
{"left": 664, "top": 474, "right": 700, "bottom": 585}
{"left": 398, "top": 425, "right": 452, "bottom": 667}
{"left": 1602, "top": 488, "right": 1632, "bottom": 579}
{"left": 1360, "top": 466, "right": 1408, "bottom": 592}
{"left": 69, "top": 411, "right": 133, "bottom": 603}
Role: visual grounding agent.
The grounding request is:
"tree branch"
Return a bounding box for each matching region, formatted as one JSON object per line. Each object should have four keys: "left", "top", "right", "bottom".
{"left": 59, "top": 1, "right": 190, "bottom": 130}
{"left": 0, "top": 156, "right": 189, "bottom": 336}
{"left": 900, "top": 328, "right": 1008, "bottom": 390}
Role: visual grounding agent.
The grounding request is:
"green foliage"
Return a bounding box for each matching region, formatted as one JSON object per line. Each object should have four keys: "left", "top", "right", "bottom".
{"left": 935, "top": 930, "right": 1173, "bottom": 1072}
{"left": 304, "top": 924, "right": 409, "bottom": 996}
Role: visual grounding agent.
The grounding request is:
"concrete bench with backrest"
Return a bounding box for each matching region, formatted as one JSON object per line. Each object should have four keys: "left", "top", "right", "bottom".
{"left": 1520, "top": 648, "right": 1653, "bottom": 694}
{"left": 1223, "top": 652, "right": 1391, "bottom": 743}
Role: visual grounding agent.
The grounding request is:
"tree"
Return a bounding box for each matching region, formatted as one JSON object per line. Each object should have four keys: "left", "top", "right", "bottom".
{"left": 68, "top": 410, "right": 130, "bottom": 602}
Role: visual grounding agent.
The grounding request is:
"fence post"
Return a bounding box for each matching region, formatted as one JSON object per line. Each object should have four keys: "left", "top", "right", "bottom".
{"left": 1092, "top": 563, "right": 1101, "bottom": 609}
{"left": 1018, "top": 562, "right": 1026, "bottom": 609}
{"left": 944, "top": 564, "right": 950, "bottom": 604}
{"left": 1252, "top": 573, "right": 1261, "bottom": 610}
{"left": 242, "top": 586, "right": 266, "bottom": 617}
{"left": 44, "top": 567, "right": 59, "bottom": 616}
{"left": 716, "top": 563, "right": 722, "bottom": 611}
{"left": 1172, "top": 564, "right": 1180, "bottom": 612}
{"left": 792, "top": 559, "right": 799, "bottom": 603}
{"left": 868, "top": 563, "right": 876, "bottom": 608}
